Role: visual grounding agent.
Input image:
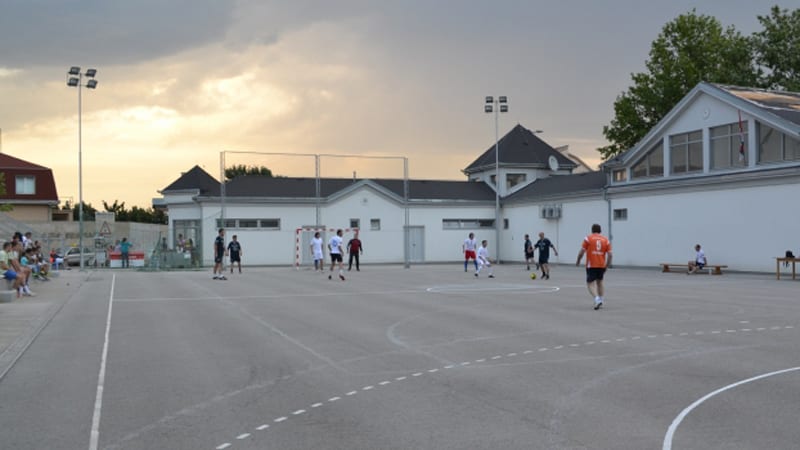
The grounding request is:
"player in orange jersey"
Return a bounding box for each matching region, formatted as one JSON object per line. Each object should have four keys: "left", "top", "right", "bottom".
{"left": 576, "top": 224, "right": 612, "bottom": 310}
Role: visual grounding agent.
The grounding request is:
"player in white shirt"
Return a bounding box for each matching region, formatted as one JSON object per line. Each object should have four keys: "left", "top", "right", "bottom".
{"left": 463, "top": 232, "right": 479, "bottom": 272}
{"left": 310, "top": 232, "right": 324, "bottom": 272}
{"left": 475, "top": 240, "right": 494, "bottom": 278}
{"left": 328, "top": 229, "right": 346, "bottom": 281}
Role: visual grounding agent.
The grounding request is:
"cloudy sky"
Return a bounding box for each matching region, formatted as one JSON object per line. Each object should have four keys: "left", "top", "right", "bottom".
{"left": 0, "top": 0, "right": 772, "bottom": 208}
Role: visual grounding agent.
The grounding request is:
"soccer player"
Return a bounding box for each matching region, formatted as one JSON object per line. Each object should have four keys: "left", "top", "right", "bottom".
{"left": 524, "top": 234, "right": 534, "bottom": 271}
{"left": 475, "top": 240, "right": 495, "bottom": 278}
{"left": 310, "top": 231, "right": 324, "bottom": 272}
{"left": 212, "top": 228, "right": 227, "bottom": 280}
{"left": 463, "top": 232, "right": 479, "bottom": 272}
{"left": 576, "top": 224, "right": 612, "bottom": 310}
{"left": 328, "top": 229, "right": 345, "bottom": 281}
{"left": 347, "top": 231, "right": 363, "bottom": 271}
{"left": 228, "top": 235, "right": 243, "bottom": 274}
{"left": 534, "top": 232, "right": 558, "bottom": 279}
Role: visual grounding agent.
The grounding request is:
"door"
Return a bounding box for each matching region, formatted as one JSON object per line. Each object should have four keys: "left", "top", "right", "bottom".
{"left": 406, "top": 226, "right": 425, "bottom": 262}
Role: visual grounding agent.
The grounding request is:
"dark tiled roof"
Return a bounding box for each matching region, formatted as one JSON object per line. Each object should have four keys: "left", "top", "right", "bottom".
{"left": 224, "top": 176, "right": 496, "bottom": 201}
{"left": 716, "top": 84, "right": 800, "bottom": 127}
{"left": 505, "top": 172, "right": 607, "bottom": 202}
{"left": 464, "top": 124, "right": 576, "bottom": 173}
{"left": 0, "top": 153, "right": 58, "bottom": 202}
{"left": 161, "top": 165, "right": 220, "bottom": 195}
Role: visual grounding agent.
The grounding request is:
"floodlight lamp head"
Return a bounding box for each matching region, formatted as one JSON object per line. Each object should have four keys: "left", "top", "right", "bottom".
{"left": 485, "top": 96, "right": 493, "bottom": 104}
{"left": 67, "top": 77, "right": 80, "bottom": 87}
{"left": 498, "top": 96, "right": 507, "bottom": 103}
{"left": 68, "top": 66, "right": 81, "bottom": 75}
{"left": 85, "top": 68, "right": 97, "bottom": 78}
{"left": 86, "top": 79, "right": 98, "bottom": 89}
{"left": 485, "top": 105, "right": 493, "bottom": 113}
{"left": 500, "top": 105, "right": 508, "bottom": 113}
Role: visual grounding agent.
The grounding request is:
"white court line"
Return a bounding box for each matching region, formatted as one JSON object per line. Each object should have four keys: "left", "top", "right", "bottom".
{"left": 89, "top": 274, "right": 115, "bottom": 450}
{"left": 663, "top": 366, "right": 800, "bottom": 450}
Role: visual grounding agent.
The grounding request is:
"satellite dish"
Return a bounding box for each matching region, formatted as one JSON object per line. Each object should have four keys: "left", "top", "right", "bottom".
{"left": 548, "top": 155, "right": 559, "bottom": 172}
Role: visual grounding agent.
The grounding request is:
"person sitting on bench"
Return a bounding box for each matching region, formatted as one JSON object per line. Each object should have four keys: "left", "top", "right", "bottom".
{"left": 688, "top": 244, "right": 706, "bottom": 274}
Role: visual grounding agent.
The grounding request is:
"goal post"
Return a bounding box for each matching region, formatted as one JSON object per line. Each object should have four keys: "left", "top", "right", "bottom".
{"left": 295, "top": 226, "right": 359, "bottom": 269}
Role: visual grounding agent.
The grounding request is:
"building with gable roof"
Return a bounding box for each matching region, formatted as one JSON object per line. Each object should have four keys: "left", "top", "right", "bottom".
{"left": 0, "top": 152, "right": 60, "bottom": 222}
{"left": 158, "top": 83, "right": 800, "bottom": 271}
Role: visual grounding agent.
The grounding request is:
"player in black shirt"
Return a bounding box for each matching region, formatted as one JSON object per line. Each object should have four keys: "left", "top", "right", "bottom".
{"left": 228, "top": 235, "right": 242, "bottom": 274}
{"left": 213, "top": 228, "right": 227, "bottom": 280}
{"left": 534, "top": 232, "right": 558, "bottom": 280}
{"left": 524, "top": 234, "right": 534, "bottom": 271}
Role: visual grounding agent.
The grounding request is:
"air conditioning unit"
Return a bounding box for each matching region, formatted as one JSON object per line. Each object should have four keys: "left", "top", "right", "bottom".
{"left": 540, "top": 205, "right": 562, "bottom": 220}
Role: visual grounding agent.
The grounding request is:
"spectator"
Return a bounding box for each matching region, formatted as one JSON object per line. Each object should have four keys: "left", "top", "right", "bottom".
{"left": 688, "top": 244, "right": 706, "bottom": 274}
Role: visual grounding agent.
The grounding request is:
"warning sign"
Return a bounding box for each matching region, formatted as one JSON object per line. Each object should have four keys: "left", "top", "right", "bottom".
{"left": 99, "top": 221, "right": 112, "bottom": 236}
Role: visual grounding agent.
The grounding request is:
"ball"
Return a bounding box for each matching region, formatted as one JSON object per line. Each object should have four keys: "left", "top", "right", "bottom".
{"left": 530, "top": 272, "right": 537, "bottom": 280}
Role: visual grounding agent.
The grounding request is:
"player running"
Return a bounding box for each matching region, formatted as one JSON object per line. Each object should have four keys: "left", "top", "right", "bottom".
{"left": 534, "top": 232, "right": 558, "bottom": 279}
{"left": 328, "top": 229, "right": 346, "bottom": 281}
{"left": 576, "top": 224, "right": 612, "bottom": 310}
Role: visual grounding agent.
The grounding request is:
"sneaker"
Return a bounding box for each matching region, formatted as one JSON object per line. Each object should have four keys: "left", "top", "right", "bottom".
{"left": 213, "top": 275, "right": 219, "bottom": 279}
{"left": 339, "top": 274, "right": 345, "bottom": 281}
{"left": 488, "top": 275, "right": 494, "bottom": 278}
{"left": 219, "top": 276, "right": 227, "bottom": 280}
{"left": 474, "top": 273, "right": 478, "bottom": 278}
{"left": 464, "top": 268, "right": 468, "bottom": 272}
{"left": 526, "top": 265, "right": 530, "bottom": 271}
{"left": 23, "top": 291, "right": 36, "bottom": 297}
{"left": 328, "top": 275, "right": 332, "bottom": 280}
{"left": 594, "top": 300, "right": 603, "bottom": 310}
{"left": 545, "top": 274, "right": 550, "bottom": 280}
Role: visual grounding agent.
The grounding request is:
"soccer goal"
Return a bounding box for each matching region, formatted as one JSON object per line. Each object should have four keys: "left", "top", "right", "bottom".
{"left": 295, "top": 226, "right": 359, "bottom": 269}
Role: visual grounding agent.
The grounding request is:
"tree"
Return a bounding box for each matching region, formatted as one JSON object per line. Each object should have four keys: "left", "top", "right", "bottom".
{"left": 225, "top": 164, "right": 274, "bottom": 181}
{"left": 0, "top": 173, "right": 13, "bottom": 212}
{"left": 598, "top": 10, "right": 762, "bottom": 160}
{"left": 102, "top": 199, "right": 167, "bottom": 224}
{"left": 753, "top": 6, "right": 800, "bottom": 91}
{"left": 71, "top": 201, "right": 97, "bottom": 221}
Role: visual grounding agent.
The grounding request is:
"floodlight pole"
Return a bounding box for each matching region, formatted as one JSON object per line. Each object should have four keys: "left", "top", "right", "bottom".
{"left": 67, "top": 67, "right": 98, "bottom": 271}
{"left": 485, "top": 96, "right": 507, "bottom": 263}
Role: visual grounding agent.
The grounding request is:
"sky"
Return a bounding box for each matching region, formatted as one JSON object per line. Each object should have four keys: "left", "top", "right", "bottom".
{"left": 0, "top": 0, "right": 777, "bottom": 208}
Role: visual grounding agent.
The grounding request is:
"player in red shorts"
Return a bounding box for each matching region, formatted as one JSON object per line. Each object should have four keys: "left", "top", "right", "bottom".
{"left": 463, "top": 232, "right": 478, "bottom": 273}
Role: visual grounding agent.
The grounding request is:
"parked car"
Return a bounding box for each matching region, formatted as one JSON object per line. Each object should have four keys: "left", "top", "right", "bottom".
{"left": 63, "top": 247, "right": 95, "bottom": 266}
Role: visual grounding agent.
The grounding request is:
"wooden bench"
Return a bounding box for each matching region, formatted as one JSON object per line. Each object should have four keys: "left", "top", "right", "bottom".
{"left": 660, "top": 263, "right": 728, "bottom": 275}
{"left": 776, "top": 257, "right": 798, "bottom": 280}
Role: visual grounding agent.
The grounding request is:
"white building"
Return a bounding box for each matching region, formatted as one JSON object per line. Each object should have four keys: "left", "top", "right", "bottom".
{"left": 159, "top": 83, "right": 800, "bottom": 272}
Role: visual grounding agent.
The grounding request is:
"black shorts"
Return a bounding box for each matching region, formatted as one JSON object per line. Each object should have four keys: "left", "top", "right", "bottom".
{"left": 538, "top": 256, "right": 549, "bottom": 265}
{"left": 586, "top": 267, "right": 606, "bottom": 283}
{"left": 214, "top": 256, "right": 223, "bottom": 264}
{"left": 696, "top": 261, "right": 705, "bottom": 269}
{"left": 331, "top": 253, "right": 343, "bottom": 263}
{"left": 230, "top": 254, "right": 241, "bottom": 263}
{"left": 525, "top": 251, "right": 534, "bottom": 259}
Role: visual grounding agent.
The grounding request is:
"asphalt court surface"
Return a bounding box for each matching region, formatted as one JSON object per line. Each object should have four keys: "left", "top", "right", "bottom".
{"left": 1, "top": 264, "right": 798, "bottom": 449}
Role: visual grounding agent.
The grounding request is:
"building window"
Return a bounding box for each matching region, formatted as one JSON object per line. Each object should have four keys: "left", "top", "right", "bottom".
{"left": 612, "top": 169, "right": 627, "bottom": 182}
{"left": 350, "top": 218, "right": 360, "bottom": 229}
{"left": 506, "top": 173, "right": 526, "bottom": 189}
{"left": 613, "top": 208, "right": 628, "bottom": 221}
{"left": 442, "top": 219, "right": 495, "bottom": 229}
{"left": 15, "top": 175, "right": 35, "bottom": 195}
{"left": 239, "top": 219, "right": 258, "bottom": 228}
{"left": 370, "top": 219, "right": 381, "bottom": 231}
{"left": 758, "top": 122, "right": 800, "bottom": 163}
{"left": 259, "top": 219, "right": 280, "bottom": 229}
{"left": 216, "top": 219, "right": 237, "bottom": 228}
{"left": 670, "top": 130, "right": 703, "bottom": 174}
{"left": 503, "top": 218, "right": 509, "bottom": 229}
{"left": 710, "top": 122, "right": 748, "bottom": 169}
{"left": 631, "top": 143, "right": 664, "bottom": 179}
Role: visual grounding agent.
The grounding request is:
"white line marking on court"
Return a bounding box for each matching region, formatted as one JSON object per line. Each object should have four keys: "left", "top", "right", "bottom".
{"left": 256, "top": 424, "right": 269, "bottom": 430}
{"left": 459, "top": 362, "right": 470, "bottom": 366}
{"left": 726, "top": 330, "right": 736, "bottom": 333}
{"left": 379, "top": 381, "right": 391, "bottom": 386}
{"left": 786, "top": 326, "right": 794, "bottom": 329}
{"left": 328, "top": 397, "right": 340, "bottom": 402}
{"left": 632, "top": 336, "right": 641, "bottom": 340}
{"left": 444, "top": 365, "right": 455, "bottom": 369}
{"left": 570, "top": 344, "right": 580, "bottom": 347}
{"left": 346, "top": 391, "right": 358, "bottom": 395}
{"left": 362, "top": 386, "right": 373, "bottom": 391}
{"left": 739, "top": 321, "right": 749, "bottom": 324}
{"left": 663, "top": 366, "right": 800, "bottom": 450}
{"left": 771, "top": 326, "right": 781, "bottom": 330}
{"left": 89, "top": 273, "right": 115, "bottom": 450}
{"left": 216, "top": 444, "right": 231, "bottom": 449}
{"left": 428, "top": 368, "right": 439, "bottom": 373}
{"left": 538, "top": 348, "right": 548, "bottom": 352}
{"left": 741, "top": 328, "right": 751, "bottom": 332}
{"left": 274, "top": 417, "right": 287, "bottom": 423}
{"left": 586, "top": 341, "right": 596, "bottom": 345}
{"left": 292, "top": 409, "right": 306, "bottom": 415}
{"left": 311, "top": 403, "right": 323, "bottom": 408}
{"left": 491, "top": 355, "right": 502, "bottom": 360}
{"left": 711, "top": 331, "right": 721, "bottom": 334}
{"left": 413, "top": 371, "right": 424, "bottom": 375}
{"left": 523, "top": 350, "right": 533, "bottom": 354}
{"left": 507, "top": 352, "right": 517, "bottom": 356}
{"left": 475, "top": 358, "right": 486, "bottom": 362}
{"left": 554, "top": 345, "right": 564, "bottom": 349}
{"left": 236, "top": 433, "right": 250, "bottom": 439}
{"left": 679, "top": 333, "right": 689, "bottom": 336}
{"left": 396, "top": 376, "right": 407, "bottom": 381}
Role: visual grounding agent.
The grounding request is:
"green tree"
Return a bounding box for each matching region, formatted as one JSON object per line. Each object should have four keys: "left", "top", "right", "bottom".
{"left": 598, "top": 10, "right": 762, "bottom": 159}
{"left": 0, "top": 172, "right": 13, "bottom": 212}
{"left": 753, "top": 6, "right": 800, "bottom": 91}
{"left": 225, "top": 164, "right": 274, "bottom": 181}
{"left": 72, "top": 201, "right": 97, "bottom": 221}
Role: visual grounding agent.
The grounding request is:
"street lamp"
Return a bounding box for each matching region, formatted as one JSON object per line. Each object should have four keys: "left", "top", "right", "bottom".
{"left": 485, "top": 95, "right": 508, "bottom": 263}
{"left": 67, "top": 66, "right": 98, "bottom": 271}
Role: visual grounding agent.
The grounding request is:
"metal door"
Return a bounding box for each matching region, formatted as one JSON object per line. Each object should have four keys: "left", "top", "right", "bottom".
{"left": 406, "top": 226, "right": 425, "bottom": 262}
